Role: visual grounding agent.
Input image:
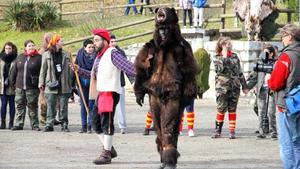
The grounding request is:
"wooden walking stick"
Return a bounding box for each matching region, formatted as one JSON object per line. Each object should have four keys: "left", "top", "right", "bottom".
{"left": 69, "top": 50, "right": 90, "bottom": 115}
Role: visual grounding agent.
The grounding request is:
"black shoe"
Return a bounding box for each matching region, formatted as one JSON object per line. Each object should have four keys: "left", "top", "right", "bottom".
{"left": 32, "top": 126, "right": 41, "bottom": 131}
{"left": 8, "top": 120, "right": 13, "bottom": 129}
{"left": 143, "top": 128, "right": 150, "bottom": 135}
{"left": 11, "top": 126, "right": 23, "bottom": 131}
{"left": 87, "top": 125, "right": 92, "bottom": 134}
{"left": 256, "top": 134, "right": 266, "bottom": 139}
{"left": 44, "top": 126, "right": 54, "bottom": 132}
{"left": 61, "top": 125, "right": 70, "bottom": 132}
{"left": 54, "top": 119, "right": 62, "bottom": 126}
{"left": 271, "top": 133, "right": 278, "bottom": 140}
{"left": 79, "top": 128, "right": 87, "bottom": 133}
{"left": 0, "top": 121, "right": 6, "bottom": 129}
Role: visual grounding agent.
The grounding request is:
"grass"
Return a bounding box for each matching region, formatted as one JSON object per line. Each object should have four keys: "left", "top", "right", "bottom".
{"left": 0, "top": 0, "right": 295, "bottom": 53}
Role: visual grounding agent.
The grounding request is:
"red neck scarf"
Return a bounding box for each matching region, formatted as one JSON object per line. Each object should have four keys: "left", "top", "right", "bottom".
{"left": 97, "top": 45, "right": 110, "bottom": 59}
{"left": 218, "top": 51, "right": 233, "bottom": 58}
{"left": 24, "top": 50, "right": 39, "bottom": 57}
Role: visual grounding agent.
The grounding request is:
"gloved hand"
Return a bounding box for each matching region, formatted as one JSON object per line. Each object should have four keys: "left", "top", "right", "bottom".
{"left": 136, "top": 96, "right": 144, "bottom": 107}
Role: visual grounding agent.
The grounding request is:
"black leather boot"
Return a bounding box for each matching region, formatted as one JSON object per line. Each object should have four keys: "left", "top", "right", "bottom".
{"left": 8, "top": 120, "right": 13, "bottom": 129}
{"left": 211, "top": 121, "right": 223, "bottom": 138}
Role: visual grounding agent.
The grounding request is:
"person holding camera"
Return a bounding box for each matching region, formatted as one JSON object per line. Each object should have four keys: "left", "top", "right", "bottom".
{"left": 39, "top": 35, "right": 74, "bottom": 132}
{"left": 268, "top": 24, "right": 300, "bottom": 169}
{"left": 0, "top": 42, "right": 17, "bottom": 129}
{"left": 10, "top": 40, "right": 42, "bottom": 131}
{"left": 247, "top": 44, "right": 277, "bottom": 139}
{"left": 212, "top": 37, "right": 249, "bottom": 139}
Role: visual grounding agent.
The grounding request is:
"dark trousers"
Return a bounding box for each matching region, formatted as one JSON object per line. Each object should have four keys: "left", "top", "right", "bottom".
{"left": 92, "top": 92, "right": 120, "bottom": 135}
{"left": 0, "top": 94, "right": 15, "bottom": 122}
{"left": 79, "top": 86, "right": 95, "bottom": 127}
{"left": 140, "top": 0, "right": 152, "bottom": 13}
{"left": 125, "top": 0, "right": 138, "bottom": 15}
{"left": 183, "top": 9, "right": 193, "bottom": 26}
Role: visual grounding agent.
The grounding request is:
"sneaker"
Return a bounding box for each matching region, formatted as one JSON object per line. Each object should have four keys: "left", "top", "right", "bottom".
{"left": 93, "top": 150, "right": 112, "bottom": 165}
{"left": 229, "top": 132, "right": 236, "bottom": 139}
{"left": 44, "top": 126, "right": 54, "bottom": 132}
{"left": 256, "top": 134, "right": 266, "bottom": 139}
{"left": 188, "top": 129, "right": 195, "bottom": 137}
{"left": 120, "top": 128, "right": 126, "bottom": 134}
{"left": 11, "top": 126, "right": 23, "bottom": 131}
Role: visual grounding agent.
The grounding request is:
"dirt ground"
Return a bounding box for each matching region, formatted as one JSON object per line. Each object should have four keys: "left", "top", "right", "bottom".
{"left": 0, "top": 92, "right": 282, "bottom": 169}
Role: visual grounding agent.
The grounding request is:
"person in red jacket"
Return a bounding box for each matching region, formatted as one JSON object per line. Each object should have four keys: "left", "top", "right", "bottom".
{"left": 268, "top": 24, "right": 300, "bottom": 169}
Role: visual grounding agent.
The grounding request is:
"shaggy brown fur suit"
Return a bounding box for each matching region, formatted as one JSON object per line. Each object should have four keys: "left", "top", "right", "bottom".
{"left": 134, "top": 7, "right": 199, "bottom": 168}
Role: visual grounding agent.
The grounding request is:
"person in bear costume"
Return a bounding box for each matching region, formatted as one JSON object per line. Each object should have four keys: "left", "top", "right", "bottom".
{"left": 134, "top": 7, "right": 199, "bottom": 169}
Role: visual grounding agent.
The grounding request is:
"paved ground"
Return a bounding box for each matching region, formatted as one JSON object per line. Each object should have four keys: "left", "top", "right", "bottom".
{"left": 0, "top": 91, "right": 282, "bottom": 169}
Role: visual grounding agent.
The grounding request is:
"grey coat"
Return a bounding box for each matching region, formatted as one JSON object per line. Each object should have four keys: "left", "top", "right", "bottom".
{"left": 39, "top": 50, "right": 74, "bottom": 94}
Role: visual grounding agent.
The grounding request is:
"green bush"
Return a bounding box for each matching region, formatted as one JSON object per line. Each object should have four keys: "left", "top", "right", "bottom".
{"left": 4, "top": 0, "right": 58, "bottom": 31}
{"left": 285, "top": 0, "right": 299, "bottom": 22}
{"left": 194, "top": 48, "right": 211, "bottom": 98}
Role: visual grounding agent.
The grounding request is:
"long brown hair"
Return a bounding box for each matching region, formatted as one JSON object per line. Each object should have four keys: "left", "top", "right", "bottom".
{"left": 1, "top": 41, "right": 18, "bottom": 55}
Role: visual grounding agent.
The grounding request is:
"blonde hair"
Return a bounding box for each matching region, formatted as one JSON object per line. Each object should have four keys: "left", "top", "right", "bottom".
{"left": 215, "top": 37, "right": 231, "bottom": 53}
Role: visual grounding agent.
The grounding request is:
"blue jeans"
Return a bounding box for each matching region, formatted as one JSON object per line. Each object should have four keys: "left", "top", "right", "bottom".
{"left": 124, "top": 0, "right": 138, "bottom": 15}
{"left": 277, "top": 111, "right": 300, "bottom": 169}
{"left": 0, "top": 94, "right": 15, "bottom": 122}
{"left": 79, "top": 86, "right": 94, "bottom": 127}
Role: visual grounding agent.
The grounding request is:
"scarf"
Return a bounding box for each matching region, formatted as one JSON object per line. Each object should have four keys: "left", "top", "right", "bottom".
{"left": 97, "top": 45, "right": 110, "bottom": 59}
{"left": 218, "top": 51, "right": 233, "bottom": 58}
{"left": 24, "top": 50, "right": 39, "bottom": 57}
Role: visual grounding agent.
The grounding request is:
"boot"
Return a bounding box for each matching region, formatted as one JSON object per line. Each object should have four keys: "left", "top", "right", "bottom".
{"left": 211, "top": 121, "right": 223, "bottom": 138}
{"left": 102, "top": 146, "right": 117, "bottom": 158}
{"left": 0, "top": 120, "right": 6, "bottom": 129}
{"left": 93, "top": 150, "right": 112, "bottom": 165}
{"left": 61, "top": 124, "right": 70, "bottom": 132}
{"left": 143, "top": 128, "right": 150, "bottom": 135}
{"left": 87, "top": 125, "right": 92, "bottom": 134}
{"left": 8, "top": 120, "right": 13, "bottom": 129}
{"left": 79, "top": 125, "right": 87, "bottom": 133}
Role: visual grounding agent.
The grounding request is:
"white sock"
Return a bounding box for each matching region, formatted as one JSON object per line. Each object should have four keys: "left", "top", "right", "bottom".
{"left": 97, "top": 134, "right": 104, "bottom": 144}
{"left": 103, "top": 135, "right": 113, "bottom": 151}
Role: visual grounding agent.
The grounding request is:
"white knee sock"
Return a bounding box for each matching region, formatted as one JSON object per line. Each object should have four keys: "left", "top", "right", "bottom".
{"left": 97, "top": 133, "right": 104, "bottom": 144}
{"left": 103, "top": 135, "right": 113, "bottom": 151}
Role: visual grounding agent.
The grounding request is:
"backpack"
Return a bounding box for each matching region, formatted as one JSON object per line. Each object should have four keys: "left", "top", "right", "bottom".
{"left": 285, "top": 84, "right": 300, "bottom": 115}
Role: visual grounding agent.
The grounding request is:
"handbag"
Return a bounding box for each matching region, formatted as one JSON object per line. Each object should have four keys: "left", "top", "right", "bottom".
{"left": 285, "top": 84, "right": 300, "bottom": 115}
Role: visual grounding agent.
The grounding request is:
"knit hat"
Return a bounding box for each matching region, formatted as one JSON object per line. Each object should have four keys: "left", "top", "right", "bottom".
{"left": 92, "top": 29, "right": 111, "bottom": 43}
{"left": 47, "top": 35, "right": 61, "bottom": 48}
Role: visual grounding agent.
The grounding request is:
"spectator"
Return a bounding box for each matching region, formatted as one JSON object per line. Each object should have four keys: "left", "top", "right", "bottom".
{"left": 247, "top": 44, "right": 277, "bottom": 139}
{"left": 268, "top": 24, "right": 300, "bottom": 169}
{"left": 75, "top": 39, "right": 96, "bottom": 133}
{"left": 0, "top": 42, "right": 17, "bottom": 129}
{"left": 179, "top": 0, "right": 193, "bottom": 28}
{"left": 191, "top": 0, "right": 207, "bottom": 28}
{"left": 110, "top": 35, "right": 128, "bottom": 134}
{"left": 39, "top": 35, "right": 74, "bottom": 132}
{"left": 139, "top": 0, "right": 153, "bottom": 14}
{"left": 124, "top": 0, "right": 139, "bottom": 15}
{"left": 10, "top": 40, "right": 42, "bottom": 131}
{"left": 211, "top": 37, "right": 249, "bottom": 139}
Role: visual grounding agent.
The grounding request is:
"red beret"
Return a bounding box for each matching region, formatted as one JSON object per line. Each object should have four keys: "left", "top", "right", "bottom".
{"left": 92, "top": 28, "right": 111, "bottom": 43}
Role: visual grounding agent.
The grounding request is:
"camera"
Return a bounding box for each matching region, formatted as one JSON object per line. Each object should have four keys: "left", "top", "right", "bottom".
{"left": 253, "top": 51, "right": 276, "bottom": 74}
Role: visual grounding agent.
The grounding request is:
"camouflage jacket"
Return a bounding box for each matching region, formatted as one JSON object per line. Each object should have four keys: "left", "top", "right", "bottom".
{"left": 213, "top": 53, "right": 248, "bottom": 93}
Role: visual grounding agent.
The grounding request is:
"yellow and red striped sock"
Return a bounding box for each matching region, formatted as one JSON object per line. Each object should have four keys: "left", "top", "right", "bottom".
{"left": 179, "top": 115, "right": 184, "bottom": 132}
{"left": 228, "top": 112, "right": 237, "bottom": 133}
{"left": 187, "top": 111, "right": 195, "bottom": 130}
{"left": 145, "top": 112, "right": 153, "bottom": 129}
{"left": 216, "top": 112, "right": 225, "bottom": 123}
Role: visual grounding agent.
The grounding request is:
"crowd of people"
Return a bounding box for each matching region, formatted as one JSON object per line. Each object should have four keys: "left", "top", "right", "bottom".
{"left": 0, "top": 10, "right": 300, "bottom": 168}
